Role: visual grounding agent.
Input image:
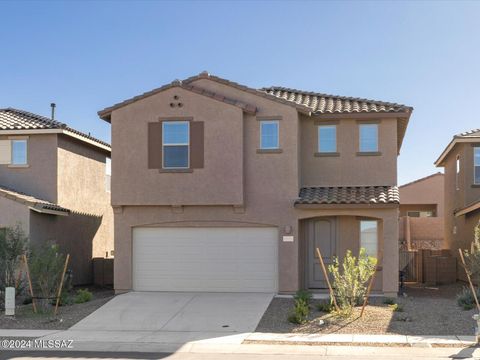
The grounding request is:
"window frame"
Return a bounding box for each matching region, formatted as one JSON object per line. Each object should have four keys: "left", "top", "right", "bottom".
{"left": 317, "top": 125, "right": 337, "bottom": 153}
{"left": 359, "top": 219, "right": 378, "bottom": 258}
{"left": 474, "top": 147, "right": 480, "bottom": 185}
{"left": 260, "top": 120, "right": 279, "bottom": 150}
{"left": 456, "top": 155, "right": 461, "bottom": 190}
{"left": 162, "top": 121, "right": 190, "bottom": 169}
{"left": 359, "top": 123, "right": 379, "bottom": 153}
{"left": 11, "top": 139, "right": 28, "bottom": 165}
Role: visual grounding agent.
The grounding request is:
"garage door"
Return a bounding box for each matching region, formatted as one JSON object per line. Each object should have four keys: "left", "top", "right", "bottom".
{"left": 132, "top": 227, "right": 278, "bottom": 292}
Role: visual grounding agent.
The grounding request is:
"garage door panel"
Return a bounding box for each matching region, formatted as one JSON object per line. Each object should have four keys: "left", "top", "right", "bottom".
{"left": 132, "top": 227, "right": 278, "bottom": 292}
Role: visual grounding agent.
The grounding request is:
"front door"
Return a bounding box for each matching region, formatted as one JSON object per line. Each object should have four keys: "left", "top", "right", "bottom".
{"left": 307, "top": 217, "right": 337, "bottom": 289}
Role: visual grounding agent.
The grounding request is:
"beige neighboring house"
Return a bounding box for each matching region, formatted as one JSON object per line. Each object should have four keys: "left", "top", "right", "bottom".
{"left": 99, "top": 72, "right": 413, "bottom": 296}
{"left": 399, "top": 172, "right": 445, "bottom": 250}
{"left": 436, "top": 129, "right": 480, "bottom": 280}
{"left": 0, "top": 108, "right": 113, "bottom": 285}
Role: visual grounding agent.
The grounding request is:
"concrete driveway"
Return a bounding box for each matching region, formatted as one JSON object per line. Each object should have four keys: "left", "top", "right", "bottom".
{"left": 71, "top": 292, "right": 273, "bottom": 333}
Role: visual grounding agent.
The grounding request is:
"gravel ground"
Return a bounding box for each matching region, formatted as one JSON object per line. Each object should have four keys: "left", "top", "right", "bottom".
{"left": 256, "top": 283, "right": 477, "bottom": 335}
{"left": 0, "top": 287, "right": 114, "bottom": 330}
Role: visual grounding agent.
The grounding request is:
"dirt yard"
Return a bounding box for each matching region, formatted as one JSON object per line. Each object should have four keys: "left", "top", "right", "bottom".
{"left": 0, "top": 287, "right": 114, "bottom": 330}
{"left": 256, "top": 283, "right": 477, "bottom": 335}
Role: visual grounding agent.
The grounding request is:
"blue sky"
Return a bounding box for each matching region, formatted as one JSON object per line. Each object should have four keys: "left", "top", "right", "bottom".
{"left": 1, "top": 1, "right": 479, "bottom": 184}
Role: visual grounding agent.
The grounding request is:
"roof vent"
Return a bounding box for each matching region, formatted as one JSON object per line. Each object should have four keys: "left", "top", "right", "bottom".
{"left": 50, "top": 103, "right": 56, "bottom": 121}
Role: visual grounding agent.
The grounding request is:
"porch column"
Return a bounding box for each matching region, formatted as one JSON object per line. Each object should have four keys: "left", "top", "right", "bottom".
{"left": 382, "top": 209, "right": 399, "bottom": 296}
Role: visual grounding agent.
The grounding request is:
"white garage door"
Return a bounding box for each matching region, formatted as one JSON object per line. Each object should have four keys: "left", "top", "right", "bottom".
{"left": 132, "top": 227, "right": 278, "bottom": 292}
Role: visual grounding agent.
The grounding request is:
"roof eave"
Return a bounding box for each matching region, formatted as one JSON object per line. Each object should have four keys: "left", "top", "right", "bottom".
{"left": 29, "top": 205, "right": 70, "bottom": 216}
{"left": 294, "top": 203, "right": 399, "bottom": 209}
{"left": 435, "top": 137, "right": 480, "bottom": 167}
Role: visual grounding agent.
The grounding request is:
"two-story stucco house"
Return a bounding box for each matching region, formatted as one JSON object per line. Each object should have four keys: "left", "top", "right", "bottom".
{"left": 0, "top": 108, "right": 113, "bottom": 285}
{"left": 98, "top": 72, "right": 412, "bottom": 296}
{"left": 435, "top": 129, "right": 480, "bottom": 281}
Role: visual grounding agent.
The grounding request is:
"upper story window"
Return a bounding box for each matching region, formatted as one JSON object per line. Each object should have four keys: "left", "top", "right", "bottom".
{"left": 105, "top": 157, "right": 111, "bottom": 193}
{"left": 456, "top": 155, "right": 461, "bottom": 190}
{"left": 260, "top": 121, "right": 279, "bottom": 149}
{"left": 360, "top": 220, "right": 378, "bottom": 258}
{"left": 474, "top": 147, "right": 480, "bottom": 185}
{"left": 11, "top": 139, "right": 27, "bottom": 165}
{"left": 359, "top": 124, "right": 378, "bottom": 152}
{"left": 318, "top": 125, "right": 337, "bottom": 153}
{"left": 162, "top": 121, "right": 189, "bottom": 169}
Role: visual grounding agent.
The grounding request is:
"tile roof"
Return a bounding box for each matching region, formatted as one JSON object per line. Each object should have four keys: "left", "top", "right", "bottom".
{"left": 435, "top": 128, "right": 480, "bottom": 166}
{"left": 98, "top": 72, "right": 412, "bottom": 152}
{"left": 0, "top": 185, "right": 70, "bottom": 215}
{"left": 0, "top": 108, "right": 111, "bottom": 150}
{"left": 98, "top": 79, "right": 257, "bottom": 121}
{"left": 456, "top": 129, "right": 480, "bottom": 138}
{"left": 260, "top": 87, "right": 412, "bottom": 115}
{"left": 295, "top": 186, "right": 399, "bottom": 205}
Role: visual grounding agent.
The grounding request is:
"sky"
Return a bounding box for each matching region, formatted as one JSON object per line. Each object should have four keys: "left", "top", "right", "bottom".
{"left": 1, "top": 0, "right": 480, "bottom": 185}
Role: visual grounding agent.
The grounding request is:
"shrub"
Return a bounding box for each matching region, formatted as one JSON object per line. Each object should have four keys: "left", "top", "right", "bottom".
{"left": 457, "top": 286, "right": 480, "bottom": 310}
{"left": 389, "top": 303, "right": 403, "bottom": 312}
{"left": 29, "top": 242, "right": 67, "bottom": 313}
{"left": 74, "top": 289, "right": 93, "bottom": 304}
{"left": 316, "top": 302, "right": 333, "bottom": 313}
{"left": 328, "top": 248, "right": 377, "bottom": 314}
{"left": 461, "top": 221, "right": 480, "bottom": 285}
{"left": 0, "top": 224, "right": 28, "bottom": 289}
{"left": 288, "top": 289, "right": 312, "bottom": 324}
{"left": 383, "top": 298, "right": 396, "bottom": 305}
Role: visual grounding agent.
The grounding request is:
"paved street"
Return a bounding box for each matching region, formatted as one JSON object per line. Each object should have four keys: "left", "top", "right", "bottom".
{"left": 1, "top": 346, "right": 479, "bottom": 360}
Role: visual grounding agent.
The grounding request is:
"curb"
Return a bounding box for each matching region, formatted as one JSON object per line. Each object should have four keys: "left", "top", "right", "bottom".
{"left": 245, "top": 333, "right": 477, "bottom": 348}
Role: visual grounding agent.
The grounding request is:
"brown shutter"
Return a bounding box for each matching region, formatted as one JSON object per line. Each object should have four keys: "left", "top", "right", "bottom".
{"left": 148, "top": 122, "right": 163, "bottom": 169}
{"left": 190, "top": 121, "right": 204, "bottom": 169}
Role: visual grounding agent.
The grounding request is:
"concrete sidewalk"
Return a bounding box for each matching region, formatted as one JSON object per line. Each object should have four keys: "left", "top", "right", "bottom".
{"left": 0, "top": 329, "right": 477, "bottom": 350}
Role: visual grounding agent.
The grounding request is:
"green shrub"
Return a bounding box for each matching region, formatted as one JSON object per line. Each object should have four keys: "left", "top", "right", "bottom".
{"left": 383, "top": 298, "right": 396, "bottom": 305}
{"left": 328, "top": 248, "right": 377, "bottom": 314}
{"left": 389, "top": 303, "right": 403, "bottom": 312}
{"left": 460, "top": 221, "right": 480, "bottom": 285}
{"left": 294, "top": 289, "right": 312, "bottom": 305}
{"left": 316, "top": 302, "right": 333, "bottom": 313}
{"left": 457, "top": 286, "right": 480, "bottom": 310}
{"left": 28, "top": 242, "right": 67, "bottom": 313}
{"left": 74, "top": 289, "right": 93, "bottom": 304}
{"left": 287, "top": 289, "right": 312, "bottom": 324}
{"left": 0, "top": 224, "right": 28, "bottom": 291}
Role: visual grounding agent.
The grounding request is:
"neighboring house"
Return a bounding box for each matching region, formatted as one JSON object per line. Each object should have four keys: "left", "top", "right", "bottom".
{"left": 398, "top": 172, "right": 445, "bottom": 250}
{"left": 98, "top": 72, "right": 412, "bottom": 296}
{"left": 435, "top": 129, "right": 480, "bottom": 280}
{"left": 0, "top": 108, "right": 113, "bottom": 285}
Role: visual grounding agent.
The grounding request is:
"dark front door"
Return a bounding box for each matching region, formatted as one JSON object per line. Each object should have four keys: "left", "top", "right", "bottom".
{"left": 307, "top": 217, "right": 337, "bottom": 289}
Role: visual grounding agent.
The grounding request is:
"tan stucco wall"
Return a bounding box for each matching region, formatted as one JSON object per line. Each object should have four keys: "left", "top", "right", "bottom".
{"left": 0, "top": 134, "right": 58, "bottom": 202}
{"left": 111, "top": 87, "right": 246, "bottom": 206}
{"left": 108, "top": 78, "right": 401, "bottom": 295}
{"left": 399, "top": 173, "right": 444, "bottom": 217}
{"left": 300, "top": 116, "right": 398, "bottom": 186}
{"left": 56, "top": 135, "right": 113, "bottom": 283}
{"left": 0, "top": 196, "right": 30, "bottom": 234}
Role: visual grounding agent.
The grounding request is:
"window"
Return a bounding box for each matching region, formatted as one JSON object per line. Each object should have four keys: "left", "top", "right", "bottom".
{"left": 407, "top": 211, "right": 434, "bottom": 218}
{"left": 359, "top": 124, "right": 378, "bottom": 152}
{"left": 360, "top": 220, "right": 378, "bottom": 258}
{"left": 105, "top": 157, "right": 111, "bottom": 193}
{"left": 162, "top": 121, "right": 189, "bottom": 169}
{"left": 11, "top": 139, "right": 27, "bottom": 165}
{"left": 474, "top": 148, "right": 480, "bottom": 185}
{"left": 456, "top": 155, "right": 461, "bottom": 190}
{"left": 318, "top": 125, "right": 337, "bottom": 153}
{"left": 260, "top": 121, "right": 279, "bottom": 149}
